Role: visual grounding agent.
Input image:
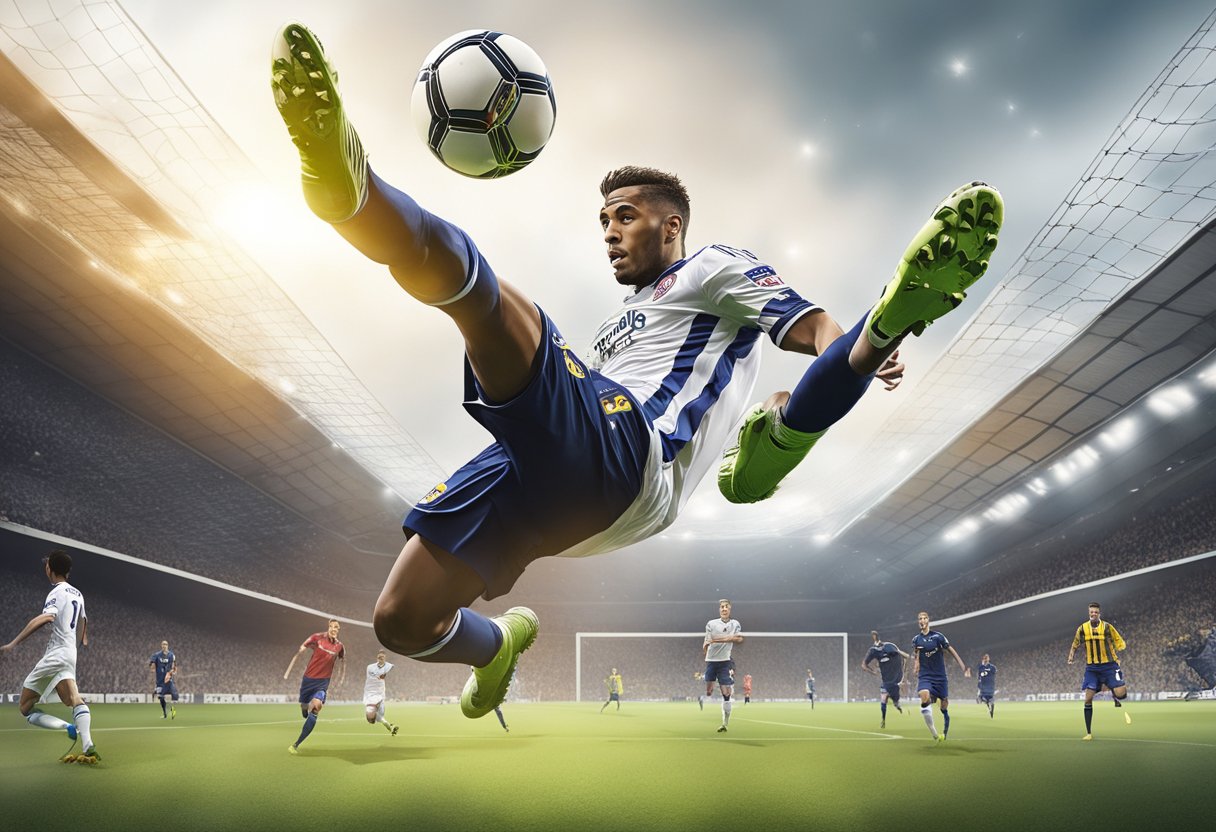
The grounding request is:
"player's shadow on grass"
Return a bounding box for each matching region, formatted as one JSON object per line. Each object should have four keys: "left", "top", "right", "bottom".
{"left": 305, "top": 745, "right": 438, "bottom": 764}
{"left": 918, "top": 743, "right": 1010, "bottom": 757}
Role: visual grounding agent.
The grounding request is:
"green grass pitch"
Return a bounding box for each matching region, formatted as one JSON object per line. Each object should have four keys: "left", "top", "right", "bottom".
{"left": 1, "top": 700, "right": 1212, "bottom": 830}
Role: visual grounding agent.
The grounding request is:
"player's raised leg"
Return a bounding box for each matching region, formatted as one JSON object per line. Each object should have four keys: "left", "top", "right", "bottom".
{"left": 271, "top": 21, "right": 542, "bottom": 403}
{"left": 719, "top": 182, "right": 1003, "bottom": 504}
{"left": 16, "top": 686, "right": 78, "bottom": 761}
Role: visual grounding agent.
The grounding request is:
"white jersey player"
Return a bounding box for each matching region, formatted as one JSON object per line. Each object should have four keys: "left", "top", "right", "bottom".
{"left": 563, "top": 244, "right": 820, "bottom": 559}
{"left": 0, "top": 551, "right": 99, "bottom": 762}
{"left": 363, "top": 650, "right": 398, "bottom": 735}
{"left": 702, "top": 599, "right": 744, "bottom": 733}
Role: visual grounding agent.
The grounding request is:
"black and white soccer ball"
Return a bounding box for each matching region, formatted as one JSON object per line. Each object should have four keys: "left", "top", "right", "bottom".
{"left": 410, "top": 30, "right": 556, "bottom": 179}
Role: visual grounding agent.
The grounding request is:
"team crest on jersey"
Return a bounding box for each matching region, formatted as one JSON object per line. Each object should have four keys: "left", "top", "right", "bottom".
{"left": 419, "top": 482, "right": 447, "bottom": 505}
{"left": 652, "top": 274, "right": 677, "bottom": 300}
{"left": 601, "top": 394, "right": 632, "bottom": 415}
{"left": 564, "top": 350, "right": 586, "bottom": 379}
{"left": 744, "top": 265, "right": 784, "bottom": 288}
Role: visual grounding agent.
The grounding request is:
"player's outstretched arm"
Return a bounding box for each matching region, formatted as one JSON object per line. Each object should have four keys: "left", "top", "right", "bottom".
{"left": 1, "top": 613, "right": 54, "bottom": 652}
{"left": 284, "top": 645, "right": 307, "bottom": 679}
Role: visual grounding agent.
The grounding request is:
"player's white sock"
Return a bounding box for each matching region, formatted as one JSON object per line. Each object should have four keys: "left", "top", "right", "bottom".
{"left": 722, "top": 697, "right": 732, "bottom": 725}
{"left": 73, "top": 704, "right": 93, "bottom": 749}
{"left": 26, "top": 709, "right": 70, "bottom": 731}
{"left": 920, "top": 705, "right": 937, "bottom": 738}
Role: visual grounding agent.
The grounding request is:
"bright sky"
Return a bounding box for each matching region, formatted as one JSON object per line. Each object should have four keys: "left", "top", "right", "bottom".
{"left": 119, "top": 0, "right": 1215, "bottom": 537}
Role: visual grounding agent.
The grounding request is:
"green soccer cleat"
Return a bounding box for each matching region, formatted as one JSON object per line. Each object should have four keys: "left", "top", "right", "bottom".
{"left": 1124, "top": 711, "right": 1132, "bottom": 725}
{"left": 717, "top": 399, "right": 825, "bottom": 504}
{"left": 1082, "top": 733, "right": 1093, "bottom": 741}
{"left": 868, "top": 182, "right": 1004, "bottom": 345}
{"left": 271, "top": 22, "right": 369, "bottom": 223}
{"left": 934, "top": 734, "right": 946, "bottom": 744}
{"left": 460, "top": 607, "right": 539, "bottom": 719}
{"left": 390, "top": 723, "right": 399, "bottom": 736}
{"left": 170, "top": 705, "right": 177, "bottom": 720}
{"left": 717, "top": 725, "right": 728, "bottom": 733}
{"left": 288, "top": 744, "right": 299, "bottom": 755}
{"left": 77, "top": 746, "right": 100, "bottom": 764}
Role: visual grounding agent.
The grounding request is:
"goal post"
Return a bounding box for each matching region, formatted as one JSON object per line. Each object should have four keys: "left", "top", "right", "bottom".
{"left": 575, "top": 632, "right": 848, "bottom": 702}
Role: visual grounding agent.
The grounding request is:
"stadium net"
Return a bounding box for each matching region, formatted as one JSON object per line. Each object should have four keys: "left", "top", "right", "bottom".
{"left": 575, "top": 632, "right": 847, "bottom": 702}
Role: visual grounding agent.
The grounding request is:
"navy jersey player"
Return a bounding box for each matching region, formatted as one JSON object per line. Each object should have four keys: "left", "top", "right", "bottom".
{"left": 976, "top": 654, "right": 997, "bottom": 718}
{"left": 149, "top": 640, "right": 179, "bottom": 719}
{"left": 862, "top": 630, "right": 909, "bottom": 728}
{"left": 704, "top": 600, "right": 743, "bottom": 733}
{"left": 911, "top": 611, "right": 969, "bottom": 742}
{"left": 270, "top": 23, "right": 1003, "bottom": 723}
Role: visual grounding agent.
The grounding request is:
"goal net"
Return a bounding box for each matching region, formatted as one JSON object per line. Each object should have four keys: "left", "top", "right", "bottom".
{"left": 575, "top": 632, "right": 848, "bottom": 702}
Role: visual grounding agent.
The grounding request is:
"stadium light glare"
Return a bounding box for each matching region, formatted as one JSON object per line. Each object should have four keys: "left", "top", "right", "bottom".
{"left": 812, "top": 533, "right": 832, "bottom": 545}
{"left": 1098, "top": 416, "right": 1137, "bottom": 451}
{"left": 1198, "top": 360, "right": 1216, "bottom": 390}
{"left": 982, "top": 492, "right": 1030, "bottom": 523}
{"left": 277, "top": 377, "right": 296, "bottom": 396}
{"left": 943, "top": 516, "right": 981, "bottom": 543}
{"left": 164, "top": 288, "right": 185, "bottom": 306}
{"left": 1027, "top": 477, "right": 1049, "bottom": 497}
{"left": 1147, "top": 384, "right": 1195, "bottom": 418}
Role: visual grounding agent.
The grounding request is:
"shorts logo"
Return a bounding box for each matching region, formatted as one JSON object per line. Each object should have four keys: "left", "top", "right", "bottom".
{"left": 745, "top": 265, "right": 784, "bottom": 288}
{"left": 563, "top": 350, "right": 586, "bottom": 378}
{"left": 601, "top": 394, "right": 632, "bottom": 414}
{"left": 419, "top": 482, "right": 447, "bottom": 504}
{"left": 652, "top": 274, "right": 677, "bottom": 300}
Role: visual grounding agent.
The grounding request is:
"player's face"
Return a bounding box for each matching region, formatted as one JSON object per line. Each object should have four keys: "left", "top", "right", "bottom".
{"left": 1089, "top": 607, "right": 1101, "bottom": 624}
{"left": 376, "top": 652, "right": 385, "bottom": 666}
{"left": 328, "top": 621, "right": 341, "bottom": 639}
{"left": 917, "top": 612, "right": 930, "bottom": 631}
{"left": 719, "top": 602, "right": 731, "bottom": 621}
{"left": 600, "top": 186, "right": 681, "bottom": 288}
{"left": 982, "top": 654, "right": 989, "bottom": 663}
{"left": 161, "top": 641, "right": 168, "bottom": 652}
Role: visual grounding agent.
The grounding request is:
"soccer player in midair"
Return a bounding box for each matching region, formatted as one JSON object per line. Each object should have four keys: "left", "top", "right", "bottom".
{"left": 284, "top": 618, "right": 345, "bottom": 754}
{"left": 269, "top": 23, "right": 1002, "bottom": 721}
{"left": 976, "top": 653, "right": 997, "bottom": 718}
{"left": 149, "top": 640, "right": 179, "bottom": 719}
{"left": 911, "top": 611, "right": 970, "bottom": 742}
{"left": 0, "top": 550, "right": 97, "bottom": 762}
{"left": 1068, "top": 602, "right": 1131, "bottom": 740}
{"left": 704, "top": 600, "right": 743, "bottom": 733}
{"left": 862, "top": 630, "right": 909, "bottom": 728}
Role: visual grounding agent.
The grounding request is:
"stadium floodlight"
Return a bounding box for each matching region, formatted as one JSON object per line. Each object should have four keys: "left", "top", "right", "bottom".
{"left": 943, "top": 516, "right": 981, "bottom": 542}
{"left": 982, "top": 492, "right": 1030, "bottom": 523}
{"left": 812, "top": 532, "right": 832, "bottom": 545}
{"left": 1098, "top": 416, "right": 1137, "bottom": 451}
{"left": 164, "top": 288, "right": 186, "bottom": 307}
{"left": 1196, "top": 361, "right": 1216, "bottom": 390}
{"left": 1026, "top": 477, "right": 1049, "bottom": 497}
{"left": 277, "top": 377, "right": 296, "bottom": 396}
{"left": 1146, "top": 384, "right": 1196, "bottom": 418}
{"left": 574, "top": 631, "right": 849, "bottom": 703}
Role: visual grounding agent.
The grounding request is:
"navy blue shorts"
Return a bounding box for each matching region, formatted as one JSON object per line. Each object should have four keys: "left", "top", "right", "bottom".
{"left": 608, "top": 692, "right": 620, "bottom": 701}
{"left": 882, "top": 681, "right": 901, "bottom": 699}
{"left": 918, "top": 676, "right": 948, "bottom": 701}
{"left": 979, "top": 690, "right": 994, "bottom": 703}
{"left": 299, "top": 676, "right": 330, "bottom": 705}
{"left": 404, "top": 309, "right": 652, "bottom": 599}
{"left": 1082, "top": 662, "right": 1126, "bottom": 692}
{"left": 704, "top": 660, "right": 734, "bottom": 687}
{"left": 155, "top": 680, "right": 179, "bottom": 700}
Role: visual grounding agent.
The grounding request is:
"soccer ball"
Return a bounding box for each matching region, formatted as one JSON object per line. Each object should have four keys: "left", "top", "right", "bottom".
{"left": 410, "top": 30, "right": 556, "bottom": 179}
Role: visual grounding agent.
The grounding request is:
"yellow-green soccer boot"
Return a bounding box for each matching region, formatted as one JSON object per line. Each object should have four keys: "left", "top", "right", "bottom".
{"left": 461, "top": 607, "right": 539, "bottom": 719}
{"left": 271, "top": 22, "right": 369, "bottom": 223}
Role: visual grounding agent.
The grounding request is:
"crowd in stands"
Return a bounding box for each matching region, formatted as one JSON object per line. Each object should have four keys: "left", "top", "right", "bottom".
{"left": 0, "top": 340, "right": 389, "bottom": 618}
{"left": 911, "top": 487, "right": 1216, "bottom": 620}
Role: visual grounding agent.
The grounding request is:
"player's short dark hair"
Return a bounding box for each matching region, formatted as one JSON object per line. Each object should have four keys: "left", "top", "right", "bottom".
{"left": 718, "top": 598, "right": 731, "bottom": 606}
{"left": 328, "top": 618, "right": 340, "bottom": 625}
{"left": 1089, "top": 602, "right": 1101, "bottom": 610}
{"left": 44, "top": 549, "right": 72, "bottom": 577}
{"left": 599, "top": 166, "right": 690, "bottom": 240}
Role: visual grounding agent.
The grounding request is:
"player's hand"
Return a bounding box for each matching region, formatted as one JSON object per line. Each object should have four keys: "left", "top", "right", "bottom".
{"left": 1067, "top": 656, "right": 1074, "bottom": 665}
{"left": 964, "top": 668, "right": 971, "bottom": 678}
{"left": 283, "top": 671, "right": 290, "bottom": 680}
{"left": 876, "top": 351, "right": 904, "bottom": 391}
{"left": 0, "top": 643, "right": 12, "bottom": 655}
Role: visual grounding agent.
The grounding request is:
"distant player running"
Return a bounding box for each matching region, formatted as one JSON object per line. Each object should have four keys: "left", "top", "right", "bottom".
{"left": 1068, "top": 602, "right": 1131, "bottom": 740}
{"left": 149, "top": 640, "right": 179, "bottom": 719}
{"left": 704, "top": 599, "right": 743, "bottom": 733}
{"left": 911, "top": 611, "right": 969, "bottom": 743}
{"left": 976, "top": 654, "right": 997, "bottom": 718}
{"left": 600, "top": 668, "right": 624, "bottom": 713}
{"left": 805, "top": 669, "right": 816, "bottom": 708}
{"left": 269, "top": 22, "right": 1002, "bottom": 725}
{"left": 284, "top": 618, "right": 346, "bottom": 754}
{"left": 0, "top": 550, "right": 97, "bottom": 763}
{"left": 364, "top": 650, "right": 398, "bottom": 735}
{"left": 862, "top": 630, "right": 909, "bottom": 728}
{"left": 742, "top": 673, "right": 753, "bottom": 704}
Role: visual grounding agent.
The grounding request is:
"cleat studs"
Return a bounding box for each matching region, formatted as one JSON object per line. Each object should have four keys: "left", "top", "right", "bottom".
{"left": 937, "top": 234, "right": 954, "bottom": 256}
{"left": 983, "top": 233, "right": 999, "bottom": 249}
{"left": 300, "top": 50, "right": 311, "bottom": 60}
{"left": 291, "top": 85, "right": 305, "bottom": 98}
{"left": 957, "top": 219, "right": 973, "bottom": 232}
{"left": 916, "top": 244, "right": 934, "bottom": 263}
{"left": 316, "top": 90, "right": 330, "bottom": 102}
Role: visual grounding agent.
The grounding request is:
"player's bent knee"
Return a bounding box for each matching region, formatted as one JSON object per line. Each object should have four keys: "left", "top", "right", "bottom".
{"left": 373, "top": 596, "right": 448, "bottom": 655}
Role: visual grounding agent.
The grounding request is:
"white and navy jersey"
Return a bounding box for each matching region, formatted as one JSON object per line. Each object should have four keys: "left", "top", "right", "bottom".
{"left": 913, "top": 630, "right": 951, "bottom": 678}
{"left": 40, "top": 581, "right": 85, "bottom": 659}
{"left": 364, "top": 661, "right": 394, "bottom": 703}
{"left": 977, "top": 662, "right": 997, "bottom": 692}
{"left": 568, "top": 245, "right": 817, "bottom": 555}
{"left": 704, "top": 617, "right": 743, "bottom": 662}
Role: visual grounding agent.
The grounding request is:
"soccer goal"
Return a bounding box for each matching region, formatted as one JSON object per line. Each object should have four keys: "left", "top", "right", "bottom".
{"left": 575, "top": 632, "right": 848, "bottom": 702}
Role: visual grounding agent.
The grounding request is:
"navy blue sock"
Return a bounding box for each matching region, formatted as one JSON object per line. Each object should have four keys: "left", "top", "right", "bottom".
{"left": 295, "top": 712, "right": 318, "bottom": 747}
{"left": 160, "top": 697, "right": 167, "bottom": 716}
{"left": 407, "top": 608, "right": 504, "bottom": 667}
{"left": 1084, "top": 703, "right": 1093, "bottom": 732}
{"left": 782, "top": 313, "right": 875, "bottom": 433}
{"left": 942, "top": 708, "right": 950, "bottom": 736}
{"left": 881, "top": 701, "right": 887, "bottom": 719}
